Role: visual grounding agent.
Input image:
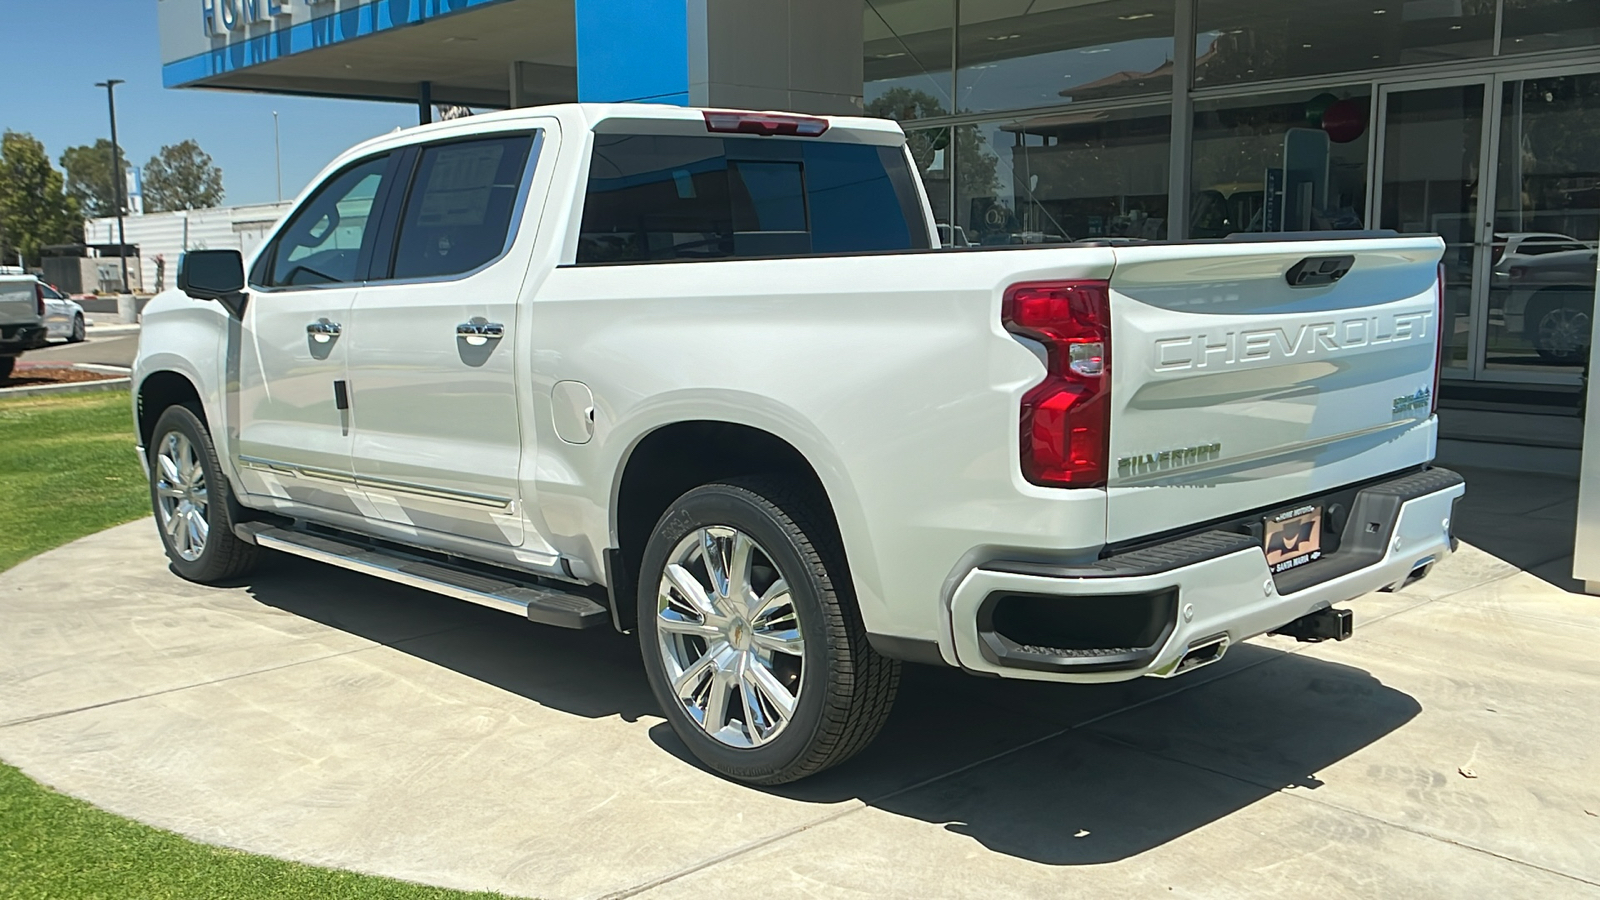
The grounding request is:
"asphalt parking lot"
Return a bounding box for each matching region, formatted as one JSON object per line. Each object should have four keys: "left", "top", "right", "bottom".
{"left": 0, "top": 467, "right": 1595, "bottom": 899}
{"left": 24, "top": 321, "right": 139, "bottom": 368}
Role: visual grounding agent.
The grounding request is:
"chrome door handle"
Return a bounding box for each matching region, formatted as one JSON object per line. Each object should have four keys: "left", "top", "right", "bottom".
{"left": 457, "top": 321, "right": 504, "bottom": 346}
{"left": 307, "top": 319, "right": 342, "bottom": 343}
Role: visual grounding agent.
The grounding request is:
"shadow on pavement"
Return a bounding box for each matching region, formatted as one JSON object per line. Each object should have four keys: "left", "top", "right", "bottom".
{"left": 1446, "top": 465, "right": 1581, "bottom": 592}
{"left": 242, "top": 554, "right": 1419, "bottom": 866}
{"left": 659, "top": 648, "right": 1420, "bottom": 864}
{"left": 242, "top": 554, "right": 660, "bottom": 723}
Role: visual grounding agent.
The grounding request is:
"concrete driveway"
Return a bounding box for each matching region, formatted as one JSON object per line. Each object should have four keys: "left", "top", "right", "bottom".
{"left": 1, "top": 473, "right": 1597, "bottom": 899}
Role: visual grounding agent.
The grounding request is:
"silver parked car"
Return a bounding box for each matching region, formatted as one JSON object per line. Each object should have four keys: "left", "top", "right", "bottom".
{"left": 38, "top": 283, "right": 86, "bottom": 343}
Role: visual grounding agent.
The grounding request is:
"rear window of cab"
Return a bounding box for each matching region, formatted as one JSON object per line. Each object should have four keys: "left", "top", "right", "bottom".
{"left": 577, "top": 134, "right": 929, "bottom": 264}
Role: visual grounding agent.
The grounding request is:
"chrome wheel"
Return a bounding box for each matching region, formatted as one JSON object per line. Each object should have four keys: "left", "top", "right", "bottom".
{"left": 656, "top": 526, "right": 805, "bottom": 749}
{"left": 154, "top": 430, "right": 209, "bottom": 562}
{"left": 1537, "top": 306, "right": 1590, "bottom": 361}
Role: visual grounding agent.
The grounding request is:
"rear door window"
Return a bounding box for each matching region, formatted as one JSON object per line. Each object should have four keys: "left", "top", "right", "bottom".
{"left": 388, "top": 134, "right": 536, "bottom": 280}
{"left": 577, "top": 135, "right": 927, "bottom": 264}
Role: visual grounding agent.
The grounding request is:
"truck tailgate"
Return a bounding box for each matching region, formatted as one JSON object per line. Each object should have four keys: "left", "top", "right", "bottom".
{"left": 1105, "top": 236, "right": 1444, "bottom": 544}
{"left": 0, "top": 278, "right": 38, "bottom": 326}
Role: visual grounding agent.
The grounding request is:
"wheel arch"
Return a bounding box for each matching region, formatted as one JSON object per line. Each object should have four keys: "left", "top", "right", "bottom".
{"left": 608, "top": 419, "right": 871, "bottom": 633}
{"left": 1521, "top": 284, "right": 1594, "bottom": 336}
{"left": 136, "top": 369, "right": 208, "bottom": 453}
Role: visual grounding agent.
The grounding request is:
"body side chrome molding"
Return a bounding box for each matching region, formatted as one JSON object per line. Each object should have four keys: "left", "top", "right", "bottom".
{"left": 237, "top": 454, "right": 512, "bottom": 509}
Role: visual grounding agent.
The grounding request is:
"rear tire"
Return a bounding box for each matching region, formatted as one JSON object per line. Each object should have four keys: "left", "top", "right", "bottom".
{"left": 148, "top": 404, "right": 259, "bottom": 584}
{"left": 637, "top": 477, "right": 899, "bottom": 785}
{"left": 0, "top": 356, "right": 13, "bottom": 382}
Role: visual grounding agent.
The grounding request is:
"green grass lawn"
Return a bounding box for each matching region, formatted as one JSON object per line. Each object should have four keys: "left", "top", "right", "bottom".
{"left": 0, "top": 390, "right": 509, "bottom": 900}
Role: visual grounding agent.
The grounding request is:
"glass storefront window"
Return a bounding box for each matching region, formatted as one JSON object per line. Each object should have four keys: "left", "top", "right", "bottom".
{"left": 1192, "top": 88, "right": 1372, "bottom": 237}
{"left": 865, "top": 0, "right": 955, "bottom": 120}
{"left": 904, "top": 126, "right": 956, "bottom": 240}
{"left": 1195, "top": 0, "right": 1496, "bottom": 87}
{"left": 1378, "top": 84, "right": 1487, "bottom": 375}
{"left": 955, "top": 1, "right": 1175, "bottom": 115}
{"left": 1487, "top": 73, "right": 1600, "bottom": 375}
{"left": 1501, "top": 0, "right": 1600, "bottom": 55}
{"left": 953, "top": 106, "right": 1171, "bottom": 245}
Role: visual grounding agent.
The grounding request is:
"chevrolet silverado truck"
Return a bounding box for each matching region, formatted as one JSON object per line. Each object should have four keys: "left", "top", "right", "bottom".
{"left": 133, "top": 104, "right": 1465, "bottom": 785}
{"left": 0, "top": 268, "right": 51, "bottom": 381}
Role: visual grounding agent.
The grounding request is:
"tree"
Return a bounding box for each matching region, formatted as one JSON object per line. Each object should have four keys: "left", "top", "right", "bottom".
{"left": 60, "top": 139, "right": 129, "bottom": 218}
{"left": 143, "top": 140, "right": 224, "bottom": 212}
{"left": 0, "top": 131, "right": 80, "bottom": 266}
{"left": 866, "top": 88, "right": 999, "bottom": 226}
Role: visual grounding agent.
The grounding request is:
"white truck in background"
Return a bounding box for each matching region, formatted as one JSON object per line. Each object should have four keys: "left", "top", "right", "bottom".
{"left": 0, "top": 268, "right": 52, "bottom": 381}
{"left": 132, "top": 104, "right": 1465, "bottom": 785}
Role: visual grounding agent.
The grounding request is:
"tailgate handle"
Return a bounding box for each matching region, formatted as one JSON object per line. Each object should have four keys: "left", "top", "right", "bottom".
{"left": 1286, "top": 255, "right": 1354, "bottom": 288}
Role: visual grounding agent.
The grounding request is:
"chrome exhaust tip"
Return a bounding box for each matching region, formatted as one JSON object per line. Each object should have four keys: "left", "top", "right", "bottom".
{"left": 1153, "top": 634, "right": 1229, "bottom": 679}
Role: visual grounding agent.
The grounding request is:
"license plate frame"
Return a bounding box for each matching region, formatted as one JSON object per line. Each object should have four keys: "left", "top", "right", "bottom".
{"left": 1263, "top": 505, "right": 1324, "bottom": 575}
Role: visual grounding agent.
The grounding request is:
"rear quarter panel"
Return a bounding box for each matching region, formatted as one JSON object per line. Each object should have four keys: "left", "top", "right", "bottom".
{"left": 528, "top": 248, "right": 1118, "bottom": 645}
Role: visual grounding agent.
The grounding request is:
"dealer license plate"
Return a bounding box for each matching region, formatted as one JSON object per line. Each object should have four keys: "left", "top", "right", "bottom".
{"left": 1263, "top": 505, "right": 1323, "bottom": 575}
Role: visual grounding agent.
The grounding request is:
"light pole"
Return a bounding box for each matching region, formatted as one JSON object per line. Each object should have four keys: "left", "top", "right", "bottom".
{"left": 94, "top": 79, "right": 129, "bottom": 293}
{"left": 273, "top": 111, "right": 282, "bottom": 203}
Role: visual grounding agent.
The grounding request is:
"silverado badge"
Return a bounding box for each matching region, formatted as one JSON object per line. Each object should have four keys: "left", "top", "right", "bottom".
{"left": 1392, "top": 388, "right": 1431, "bottom": 415}
{"left": 1117, "top": 442, "right": 1222, "bottom": 477}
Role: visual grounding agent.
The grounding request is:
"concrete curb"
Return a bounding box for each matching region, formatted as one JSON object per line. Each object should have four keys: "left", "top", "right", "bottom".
{"left": 0, "top": 377, "right": 131, "bottom": 399}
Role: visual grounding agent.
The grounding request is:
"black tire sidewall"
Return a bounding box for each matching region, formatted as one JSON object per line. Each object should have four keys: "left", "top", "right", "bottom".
{"left": 0, "top": 356, "right": 13, "bottom": 381}
{"left": 71, "top": 315, "right": 85, "bottom": 342}
{"left": 1531, "top": 295, "right": 1590, "bottom": 363}
{"left": 637, "top": 483, "right": 835, "bottom": 780}
{"left": 148, "top": 404, "right": 243, "bottom": 582}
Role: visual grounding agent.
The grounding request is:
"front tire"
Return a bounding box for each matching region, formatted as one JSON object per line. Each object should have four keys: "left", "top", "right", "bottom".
{"left": 638, "top": 478, "right": 899, "bottom": 785}
{"left": 0, "top": 356, "right": 13, "bottom": 382}
{"left": 68, "top": 314, "right": 86, "bottom": 343}
{"left": 148, "top": 404, "right": 259, "bottom": 583}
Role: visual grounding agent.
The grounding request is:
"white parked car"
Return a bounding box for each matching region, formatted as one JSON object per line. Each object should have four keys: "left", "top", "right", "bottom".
{"left": 39, "top": 283, "right": 86, "bottom": 343}
{"left": 1489, "top": 232, "right": 1596, "bottom": 365}
{"left": 1491, "top": 231, "right": 1586, "bottom": 267}
{"left": 132, "top": 104, "right": 1465, "bottom": 784}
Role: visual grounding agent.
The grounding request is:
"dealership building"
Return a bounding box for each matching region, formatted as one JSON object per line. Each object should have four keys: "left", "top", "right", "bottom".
{"left": 157, "top": 0, "right": 1600, "bottom": 403}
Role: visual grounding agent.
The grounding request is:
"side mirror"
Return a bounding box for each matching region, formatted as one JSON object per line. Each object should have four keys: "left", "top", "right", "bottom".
{"left": 178, "top": 250, "right": 248, "bottom": 317}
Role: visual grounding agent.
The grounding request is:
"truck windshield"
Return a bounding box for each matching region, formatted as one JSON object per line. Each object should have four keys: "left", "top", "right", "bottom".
{"left": 577, "top": 134, "right": 929, "bottom": 264}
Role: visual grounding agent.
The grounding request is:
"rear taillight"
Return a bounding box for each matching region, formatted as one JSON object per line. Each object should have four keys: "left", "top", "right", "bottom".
{"left": 1002, "top": 280, "right": 1112, "bottom": 488}
{"left": 702, "top": 110, "right": 829, "bottom": 137}
{"left": 34, "top": 283, "right": 45, "bottom": 318}
{"left": 1432, "top": 262, "right": 1445, "bottom": 415}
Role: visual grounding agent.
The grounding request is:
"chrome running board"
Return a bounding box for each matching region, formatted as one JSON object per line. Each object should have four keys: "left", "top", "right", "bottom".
{"left": 241, "top": 523, "right": 609, "bottom": 630}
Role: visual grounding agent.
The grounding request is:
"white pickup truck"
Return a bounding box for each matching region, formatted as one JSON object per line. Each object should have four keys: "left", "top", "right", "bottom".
{"left": 0, "top": 268, "right": 52, "bottom": 380}
{"left": 133, "top": 104, "right": 1464, "bottom": 784}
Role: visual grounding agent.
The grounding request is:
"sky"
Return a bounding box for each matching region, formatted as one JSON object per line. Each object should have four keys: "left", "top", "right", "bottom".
{"left": 0, "top": 0, "right": 417, "bottom": 210}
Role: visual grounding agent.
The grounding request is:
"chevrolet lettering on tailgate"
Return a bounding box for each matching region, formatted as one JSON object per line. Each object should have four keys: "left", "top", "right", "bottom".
{"left": 1155, "top": 309, "right": 1435, "bottom": 372}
